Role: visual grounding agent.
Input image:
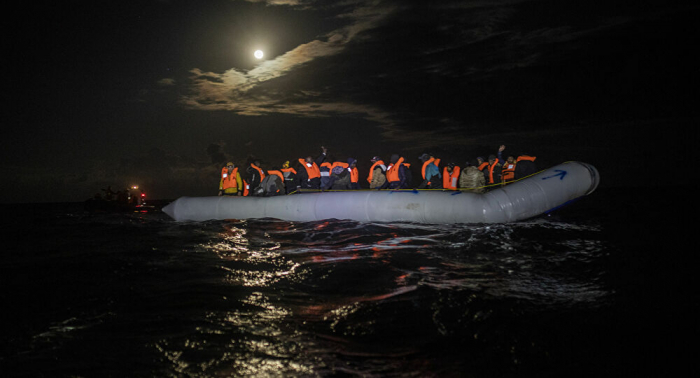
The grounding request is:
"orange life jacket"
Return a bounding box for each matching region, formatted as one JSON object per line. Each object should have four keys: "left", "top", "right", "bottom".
{"left": 487, "top": 159, "right": 500, "bottom": 184}
{"left": 267, "top": 170, "right": 284, "bottom": 182}
{"left": 298, "top": 158, "right": 321, "bottom": 179}
{"left": 478, "top": 162, "right": 489, "bottom": 171}
{"left": 243, "top": 180, "right": 250, "bottom": 196}
{"left": 501, "top": 162, "right": 516, "bottom": 182}
{"left": 516, "top": 155, "right": 536, "bottom": 162}
{"left": 221, "top": 167, "right": 239, "bottom": 190}
{"left": 349, "top": 167, "right": 359, "bottom": 183}
{"left": 330, "top": 162, "right": 349, "bottom": 172}
{"left": 367, "top": 160, "right": 386, "bottom": 183}
{"left": 421, "top": 158, "right": 434, "bottom": 180}
{"left": 281, "top": 167, "right": 297, "bottom": 175}
{"left": 443, "top": 166, "right": 460, "bottom": 190}
{"left": 250, "top": 163, "right": 265, "bottom": 180}
{"left": 386, "top": 157, "right": 405, "bottom": 183}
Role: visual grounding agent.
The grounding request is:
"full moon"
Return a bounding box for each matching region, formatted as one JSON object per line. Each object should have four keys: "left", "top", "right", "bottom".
{"left": 254, "top": 50, "right": 263, "bottom": 59}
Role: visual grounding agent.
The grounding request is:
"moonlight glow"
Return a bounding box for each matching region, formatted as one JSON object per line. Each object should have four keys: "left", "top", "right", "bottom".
{"left": 254, "top": 50, "right": 263, "bottom": 59}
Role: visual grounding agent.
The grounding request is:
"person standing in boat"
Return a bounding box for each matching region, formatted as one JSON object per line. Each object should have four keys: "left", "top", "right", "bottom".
{"left": 296, "top": 146, "right": 327, "bottom": 190}
{"left": 367, "top": 156, "right": 387, "bottom": 189}
{"left": 219, "top": 162, "right": 243, "bottom": 196}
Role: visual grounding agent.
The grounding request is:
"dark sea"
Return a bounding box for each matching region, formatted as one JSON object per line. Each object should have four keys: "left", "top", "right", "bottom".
{"left": 1, "top": 188, "right": 694, "bottom": 377}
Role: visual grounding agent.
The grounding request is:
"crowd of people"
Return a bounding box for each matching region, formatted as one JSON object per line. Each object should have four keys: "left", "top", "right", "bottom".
{"left": 218, "top": 145, "right": 537, "bottom": 197}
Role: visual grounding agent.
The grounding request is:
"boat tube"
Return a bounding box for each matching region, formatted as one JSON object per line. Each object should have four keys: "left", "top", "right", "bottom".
{"left": 163, "top": 161, "right": 599, "bottom": 224}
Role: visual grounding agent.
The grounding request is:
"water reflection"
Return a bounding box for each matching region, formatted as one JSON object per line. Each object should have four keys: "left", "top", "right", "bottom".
{"left": 151, "top": 217, "right": 611, "bottom": 376}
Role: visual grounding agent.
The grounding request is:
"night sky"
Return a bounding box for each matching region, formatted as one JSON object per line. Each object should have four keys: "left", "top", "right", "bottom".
{"left": 4, "top": 0, "right": 697, "bottom": 203}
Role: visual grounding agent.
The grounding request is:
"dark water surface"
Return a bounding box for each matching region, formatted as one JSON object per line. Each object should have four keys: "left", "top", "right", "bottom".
{"left": 1, "top": 189, "right": 693, "bottom": 377}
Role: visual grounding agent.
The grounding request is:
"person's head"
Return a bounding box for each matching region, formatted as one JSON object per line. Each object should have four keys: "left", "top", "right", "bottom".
{"left": 282, "top": 161, "right": 290, "bottom": 169}
{"left": 390, "top": 154, "right": 400, "bottom": 164}
{"left": 252, "top": 160, "right": 261, "bottom": 167}
{"left": 507, "top": 155, "right": 515, "bottom": 163}
{"left": 468, "top": 159, "right": 478, "bottom": 167}
{"left": 347, "top": 158, "right": 357, "bottom": 167}
{"left": 447, "top": 162, "right": 455, "bottom": 172}
{"left": 305, "top": 156, "right": 313, "bottom": 164}
{"left": 477, "top": 156, "right": 485, "bottom": 165}
{"left": 371, "top": 156, "right": 381, "bottom": 163}
{"left": 418, "top": 153, "right": 430, "bottom": 162}
{"left": 488, "top": 154, "right": 497, "bottom": 164}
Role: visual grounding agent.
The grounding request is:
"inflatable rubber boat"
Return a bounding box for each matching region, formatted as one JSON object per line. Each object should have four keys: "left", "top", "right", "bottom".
{"left": 163, "top": 161, "right": 599, "bottom": 224}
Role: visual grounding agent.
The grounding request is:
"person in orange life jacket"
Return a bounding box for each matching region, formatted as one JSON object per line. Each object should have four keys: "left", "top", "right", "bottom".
{"left": 443, "top": 162, "right": 460, "bottom": 190}
{"left": 319, "top": 156, "right": 334, "bottom": 190}
{"left": 476, "top": 156, "right": 488, "bottom": 172}
{"left": 497, "top": 145, "right": 516, "bottom": 185}
{"left": 296, "top": 146, "right": 327, "bottom": 189}
{"left": 280, "top": 161, "right": 297, "bottom": 194}
{"left": 246, "top": 159, "right": 265, "bottom": 193}
{"left": 347, "top": 158, "right": 360, "bottom": 189}
{"left": 514, "top": 153, "right": 537, "bottom": 180}
{"left": 367, "top": 156, "right": 387, "bottom": 189}
{"left": 484, "top": 148, "right": 503, "bottom": 185}
{"left": 260, "top": 166, "right": 285, "bottom": 196}
{"left": 417, "top": 153, "right": 442, "bottom": 189}
{"left": 327, "top": 162, "right": 351, "bottom": 190}
{"left": 380, "top": 154, "right": 410, "bottom": 189}
{"left": 219, "top": 162, "right": 243, "bottom": 196}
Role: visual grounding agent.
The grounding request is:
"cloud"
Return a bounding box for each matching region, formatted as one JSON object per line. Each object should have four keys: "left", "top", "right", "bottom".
{"left": 158, "top": 78, "right": 176, "bottom": 86}
{"left": 180, "top": 0, "right": 395, "bottom": 121}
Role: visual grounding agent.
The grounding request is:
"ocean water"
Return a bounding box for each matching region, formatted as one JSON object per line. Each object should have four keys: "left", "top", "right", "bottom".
{"left": 0, "top": 189, "right": 693, "bottom": 377}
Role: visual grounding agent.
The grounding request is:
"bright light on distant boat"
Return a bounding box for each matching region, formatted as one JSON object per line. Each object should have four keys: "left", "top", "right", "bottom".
{"left": 254, "top": 50, "right": 263, "bottom": 59}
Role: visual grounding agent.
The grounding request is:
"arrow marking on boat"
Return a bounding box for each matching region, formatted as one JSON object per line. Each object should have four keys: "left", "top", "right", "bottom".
{"left": 541, "top": 170, "right": 567, "bottom": 181}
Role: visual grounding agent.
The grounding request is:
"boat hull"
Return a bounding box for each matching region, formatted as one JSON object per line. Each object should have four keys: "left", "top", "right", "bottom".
{"left": 163, "top": 161, "right": 599, "bottom": 224}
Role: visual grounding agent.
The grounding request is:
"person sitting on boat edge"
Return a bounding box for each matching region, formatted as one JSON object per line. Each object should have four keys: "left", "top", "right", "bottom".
{"left": 347, "top": 158, "right": 360, "bottom": 190}
{"left": 296, "top": 146, "right": 327, "bottom": 190}
{"left": 280, "top": 161, "right": 297, "bottom": 194}
{"left": 514, "top": 153, "right": 537, "bottom": 180}
{"left": 459, "top": 159, "right": 485, "bottom": 193}
{"left": 443, "top": 162, "right": 460, "bottom": 190}
{"left": 219, "top": 162, "right": 243, "bottom": 196}
{"left": 417, "top": 153, "right": 442, "bottom": 189}
{"left": 259, "top": 167, "right": 285, "bottom": 196}
{"left": 380, "top": 154, "right": 410, "bottom": 190}
{"left": 247, "top": 159, "right": 266, "bottom": 194}
{"left": 367, "top": 156, "right": 387, "bottom": 189}
{"left": 498, "top": 145, "right": 517, "bottom": 185}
